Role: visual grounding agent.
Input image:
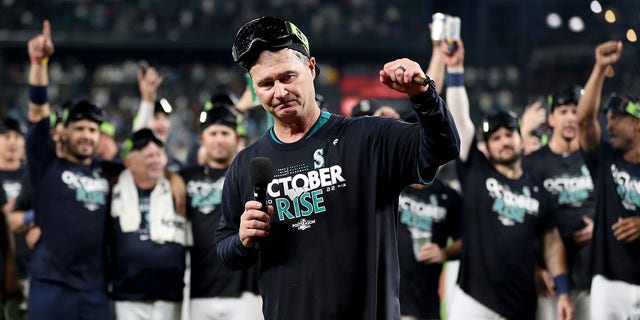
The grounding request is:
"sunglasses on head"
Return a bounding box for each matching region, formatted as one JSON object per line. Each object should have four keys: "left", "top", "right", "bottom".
{"left": 131, "top": 128, "right": 163, "bottom": 151}
{"left": 232, "top": 16, "right": 309, "bottom": 69}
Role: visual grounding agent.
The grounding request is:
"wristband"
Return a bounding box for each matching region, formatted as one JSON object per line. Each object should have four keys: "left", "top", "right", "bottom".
{"left": 446, "top": 72, "right": 464, "bottom": 87}
{"left": 30, "top": 56, "right": 49, "bottom": 65}
{"left": 553, "top": 274, "right": 570, "bottom": 295}
{"left": 28, "top": 85, "right": 48, "bottom": 105}
{"left": 23, "top": 210, "right": 35, "bottom": 225}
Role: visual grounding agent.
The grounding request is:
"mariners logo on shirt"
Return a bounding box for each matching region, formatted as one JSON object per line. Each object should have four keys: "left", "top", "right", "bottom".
{"left": 2, "top": 180, "right": 21, "bottom": 199}
{"left": 399, "top": 193, "right": 447, "bottom": 241}
{"left": 267, "top": 160, "right": 347, "bottom": 228}
{"left": 187, "top": 177, "right": 224, "bottom": 214}
{"left": 486, "top": 178, "right": 540, "bottom": 226}
{"left": 543, "top": 165, "right": 593, "bottom": 206}
{"left": 611, "top": 164, "right": 640, "bottom": 210}
{"left": 313, "top": 148, "right": 325, "bottom": 169}
{"left": 61, "top": 170, "right": 109, "bottom": 211}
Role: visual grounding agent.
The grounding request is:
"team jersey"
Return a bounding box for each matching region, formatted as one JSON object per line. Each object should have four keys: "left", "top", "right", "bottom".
{"left": 181, "top": 165, "right": 259, "bottom": 298}
{"left": 457, "top": 145, "right": 553, "bottom": 320}
{"left": 110, "top": 188, "right": 186, "bottom": 301}
{"left": 523, "top": 145, "right": 595, "bottom": 290}
{"left": 26, "top": 118, "right": 110, "bottom": 290}
{"left": 0, "top": 187, "right": 7, "bottom": 292}
{"left": 583, "top": 141, "right": 640, "bottom": 285}
{"left": 216, "top": 93, "right": 460, "bottom": 320}
{"left": 397, "top": 180, "right": 461, "bottom": 319}
{"left": 0, "top": 167, "right": 30, "bottom": 279}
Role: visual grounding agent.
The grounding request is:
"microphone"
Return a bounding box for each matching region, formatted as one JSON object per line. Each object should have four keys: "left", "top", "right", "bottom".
{"left": 249, "top": 157, "right": 274, "bottom": 212}
{"left": 249, "top": 157, "right": 273, "bottom": 250}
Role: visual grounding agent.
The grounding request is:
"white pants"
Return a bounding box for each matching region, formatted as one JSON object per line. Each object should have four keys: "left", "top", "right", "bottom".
{"left": 190, "top": 292, "right": 263, "bottom": 320}
{"left": 536, "top": 290, "right": 590, "bottom": 320}
{"left": 448, "top": 286, "right": 506, "bottom": 320}
{"left": 591, "top": 274, "right": 640, "bottom": 319}
{"left": 114, "top": 300, "right": 181, "bottom": 320}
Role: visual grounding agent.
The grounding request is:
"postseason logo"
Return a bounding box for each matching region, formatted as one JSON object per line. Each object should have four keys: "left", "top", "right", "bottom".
{"left": 486, "top": 178, "right": 540, "bottom": 226}
{"left": 61, "top": 170, "right": 109, "bottom": 211}
{"left": 268, "top": 148, "right": 347, "bottom": 227}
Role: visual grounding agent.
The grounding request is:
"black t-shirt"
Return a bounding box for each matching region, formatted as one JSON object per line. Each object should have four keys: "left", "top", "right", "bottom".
{"left": 180, "top": 165, "right": 259, "bottom": 298}
{"left": 583, "top": 141, "right": 640, "bottom": 285}
{"left": 27, "top": 118, "right": 111, "bottom": 290}
{"left": 110, "top": 188, "right": 186, "bottom": 301}
{"left": 523, "top": 145, "right": 595, "bottom": 290}
{"left": 0, "top": 167, "right": 30, "bottom": 279}
{"left": 457, "top": 145, "right": 553, "bottom": 320}
{"left": 397, "top": 180, "right": 461, "bottom": 319}
{"left": 216, "top": 94, "right": 460, "bottom": 320}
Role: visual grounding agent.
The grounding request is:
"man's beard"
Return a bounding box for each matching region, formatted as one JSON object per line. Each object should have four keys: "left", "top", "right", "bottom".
{"left": 490, "top": 151, "right": 520, "bottom": 166}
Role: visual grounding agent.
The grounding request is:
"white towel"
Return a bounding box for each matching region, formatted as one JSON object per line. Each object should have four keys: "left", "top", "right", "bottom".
{"left": 111, "top": 170, "right": 193, "bottom": 246}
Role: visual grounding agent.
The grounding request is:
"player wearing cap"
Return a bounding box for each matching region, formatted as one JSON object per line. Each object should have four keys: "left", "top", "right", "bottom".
{"left": 523, "top": 86, "right": 594, "bottom": 320}
{"left": 26, "top": 20, "right": 112, "bottom": 319}
{"left": 109, "top": 128, "right": 191, "bottom": 320}
{"left": 134, "top": 64, "right": 183, "bottom": 172}
{"left": 180, "top": 100, "right": 262, "bottom": 320}
{"left": 215, "top": 16, "right": 460, "bottom": 319}
{"left": 576, "top": 40, "right": 640, "bottom": 319}
{"left": 444, "top": 39, "right": 572, "bottom": 320}
{"left": 0, "top": 117, "right": 28, "bottom": 318}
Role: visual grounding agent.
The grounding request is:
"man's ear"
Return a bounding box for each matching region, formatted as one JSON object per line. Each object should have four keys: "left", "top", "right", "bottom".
{"left": 309, "top": 57, "right": 317, "bottom": 79}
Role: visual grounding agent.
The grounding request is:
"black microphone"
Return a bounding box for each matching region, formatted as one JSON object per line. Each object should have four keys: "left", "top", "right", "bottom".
{"left": 248, "top": 157, "right": 274, "bottom": 249}
{"left": 249, "top": 157, "right": 274, "bottom": 212}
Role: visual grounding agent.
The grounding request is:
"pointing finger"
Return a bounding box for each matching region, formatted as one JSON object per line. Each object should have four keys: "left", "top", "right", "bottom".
{"left": 43, "top": 20, "right": 51, "bottom": 39}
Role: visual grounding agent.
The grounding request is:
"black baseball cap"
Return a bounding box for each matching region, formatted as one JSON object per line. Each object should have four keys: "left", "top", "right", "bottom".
{"left": 130, "top": 128, "right": 164, "bottom": 151}
{"left": 0, "top": 117, "right": 25, "bottom": 136}
{"left": 602, "top": 94, "right": 640, "bottom": 118}
{"left": 351, "top": 99, "right": 382, "bottom": 117}
{"left": 199, "top": 94, "right": 238, "bottom": 131}
{"left": 548, "top": 85, "right": 583, "bottom": 112}
{"left": 232, "top": 16, "right": 312, "bottom": 70}
{"left": 481, "top": 110, "right": 520, "bottom": 141}
{"left": 154, "top": 98, "right": 173, "bottom": 116}
{"left": 63, "top": 100, "right": 104, "bottom": 126}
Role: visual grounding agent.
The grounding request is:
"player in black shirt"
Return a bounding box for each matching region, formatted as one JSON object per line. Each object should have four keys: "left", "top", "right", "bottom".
{"left": 444, "top": 39, "right": 572, "bottom": 320}
{"left": 216, "top": 16, "right": 460, "bottom": 319}
{"left": 576, "top": 40, "right": 640, "bottom": 319}
{"left": 181, "top": 97, "right": 262, "bottom": 320}
{"left": 26, "top": 21, "right": 112, "bottom": 320}
{"left": 523, "top": 86, "right": 594, "bottom": 320}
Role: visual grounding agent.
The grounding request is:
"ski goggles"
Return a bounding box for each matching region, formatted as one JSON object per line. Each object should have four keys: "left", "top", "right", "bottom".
{"left": 232, "top": 16, "right": 310, "bottom": 70}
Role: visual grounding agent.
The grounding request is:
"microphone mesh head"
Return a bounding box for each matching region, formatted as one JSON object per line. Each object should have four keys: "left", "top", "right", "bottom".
{"left": 249, "top": 157, "right": 274, "bottom": 186}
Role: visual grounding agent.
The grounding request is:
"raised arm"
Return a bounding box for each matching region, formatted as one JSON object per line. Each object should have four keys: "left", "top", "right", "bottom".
{"left": 577, "top": 41, "right": 623, "bottom": 153}
{"left": 27, "top": 20, "right": 54, "bottom": 123}
{"left": 379, "top": 58, "right": 460, "bottom": 183}
{"left": 443, "top": 40, "right": 474, "bottom": 161}
{"left": 425, "top": 36, "right": 445, "bottom": 95}
{"left": 132, "top": 65, "right": 163, "bottom": 131}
